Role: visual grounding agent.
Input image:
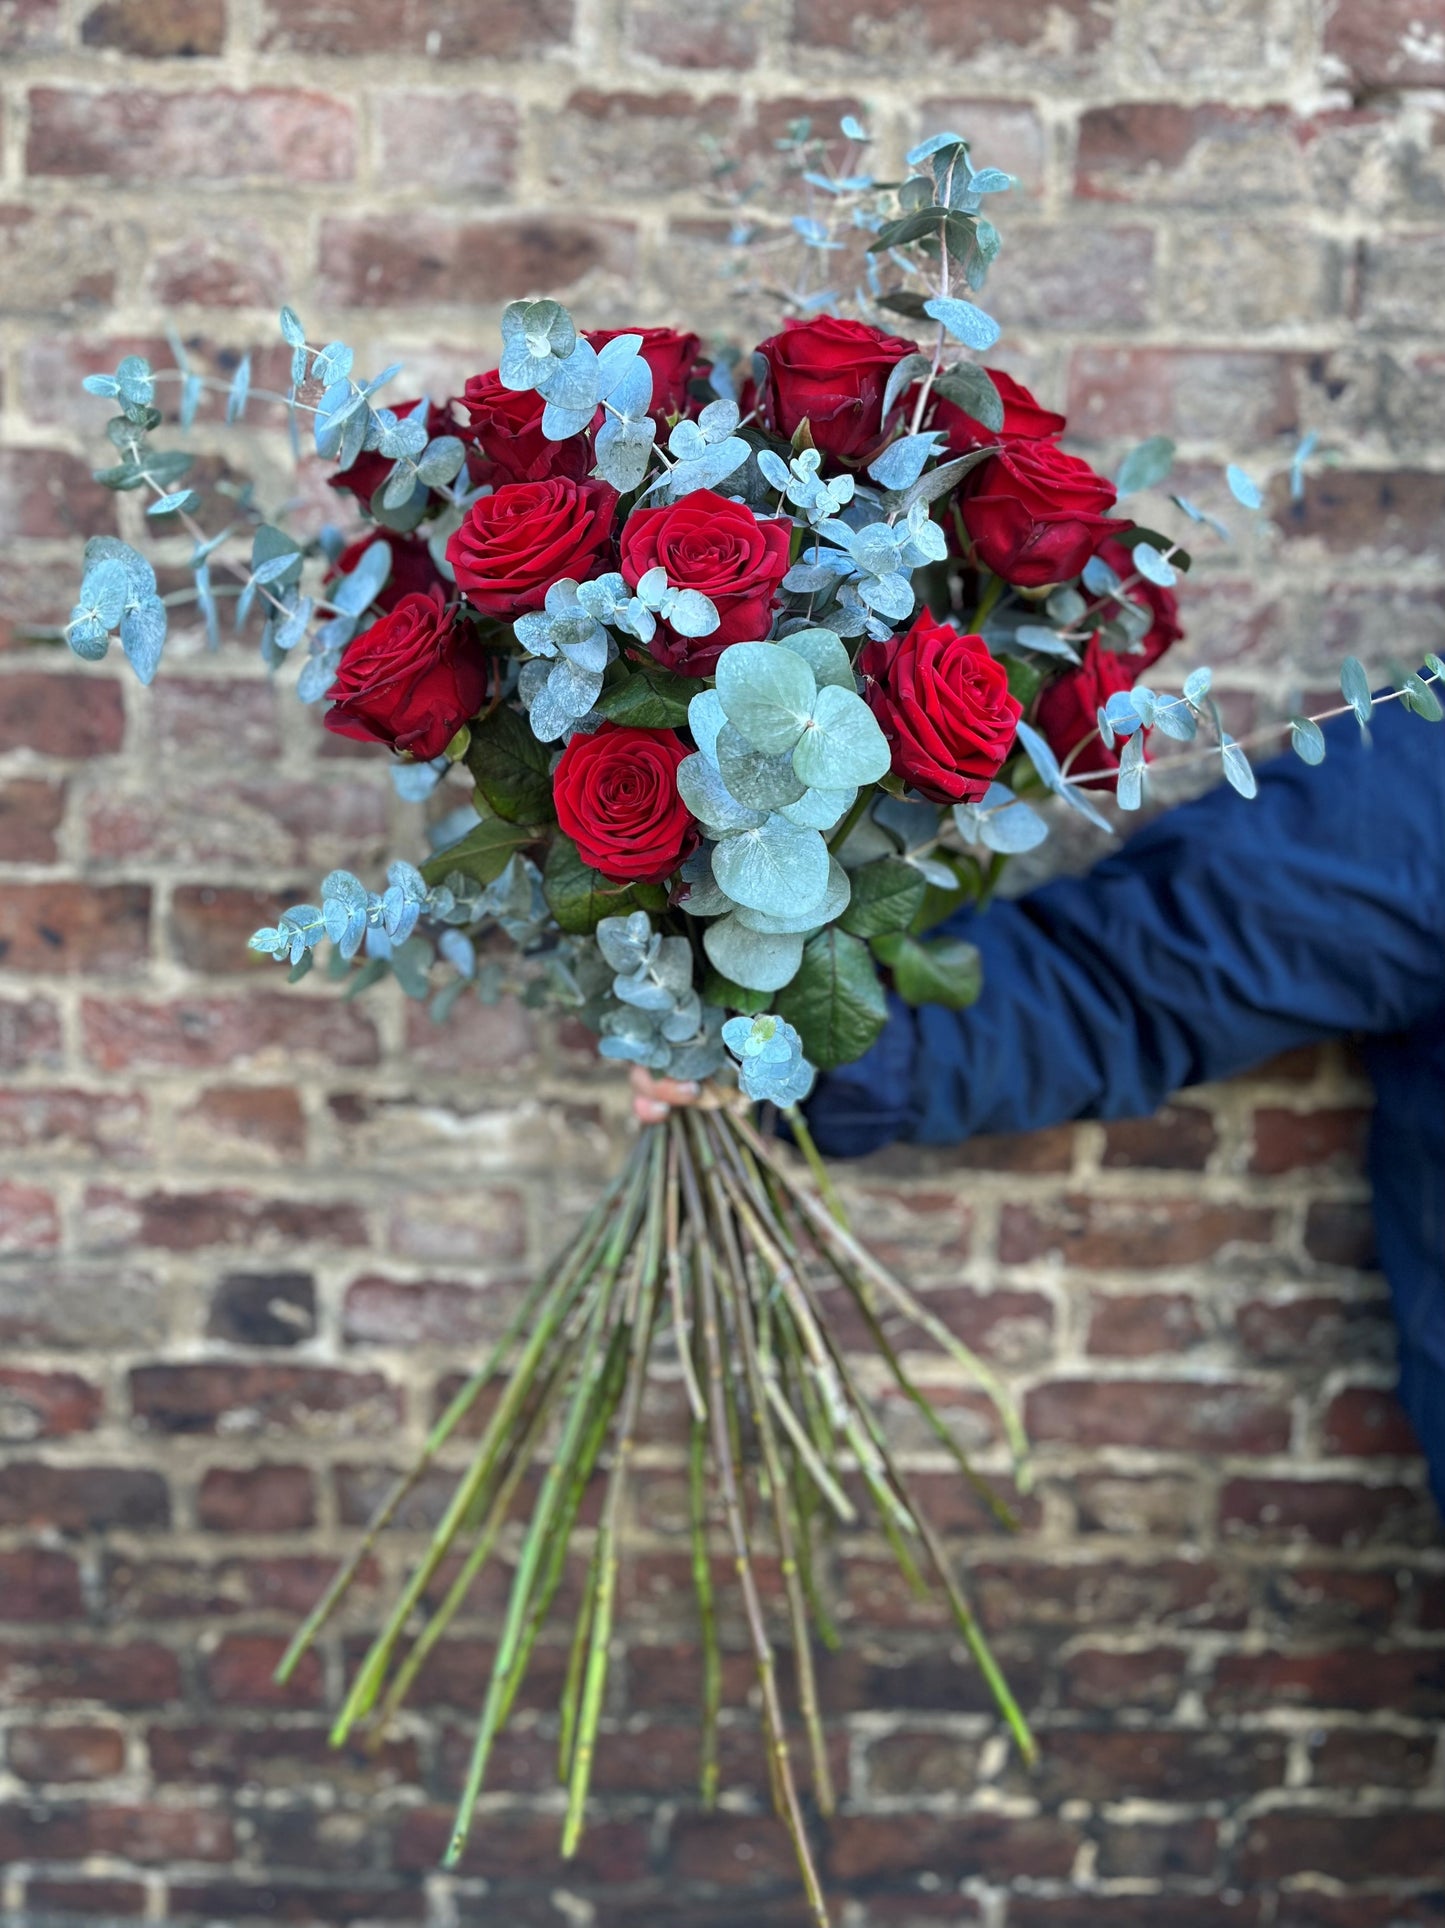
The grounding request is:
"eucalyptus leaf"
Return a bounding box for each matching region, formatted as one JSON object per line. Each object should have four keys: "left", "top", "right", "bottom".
{"left": 923, "top": 295, "right": 1001, "bottom": 351}
{"left": 703, "top": 915, "right": 805, "bottom": 994}
{"left": 715, "top": 642, "right": 816, "bottom": 756}
{"left": 792, "top": 683, "right": 892, "bottom": 788}
{"left": 711, "top": 815, "right": 829, "bottom": 918}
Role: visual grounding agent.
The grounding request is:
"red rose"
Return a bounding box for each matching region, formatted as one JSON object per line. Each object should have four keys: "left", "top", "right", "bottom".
{"left": 327, "top": 399, "right": 456, "bottom": 507}
{"left": 931, "top": 369, "right": 1066, "bottom": 455}
{"left": 447, "top": 478, "right": 619, "bottom": 621}
{"left": 620, "top": 490, "right": 791, "bottom": 676}
{"left": 755, "top": 316, "right": 918, "bottom": 466}
{"left": 325, "top": 530, "right": 443, "bottom": 615}
{"left": 960, "top": 440, "right": 1125, "bottom": 588}
{"left": 457, "top": 370, "right": 593, "bottom": 487}
{"left": 323, "top": 590, "right": 488, "bottom": 762}
{"left": 585, "top": 326, "right": 709, "bottom": 422}
{"left": 1034, "top": 635, "right": 1142, "bottom": 777}
{"left": 552, "top": 723, "right": 694, "bottom": 884}
{"left": 860, "top": 611, "right": 1022, "bottom": 805}
{"left": 1095, "top": 536, "right": 1183, "bottom": 664}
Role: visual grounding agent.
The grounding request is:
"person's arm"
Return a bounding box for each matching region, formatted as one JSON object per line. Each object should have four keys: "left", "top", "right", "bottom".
{"left": 806, "top": 701, "right": 1445, "bottom": 1158}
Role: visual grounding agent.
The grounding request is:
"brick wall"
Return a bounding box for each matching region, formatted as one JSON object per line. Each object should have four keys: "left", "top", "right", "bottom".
{"left": 2, "top": 1, "right": 1444, "bottom": 1922}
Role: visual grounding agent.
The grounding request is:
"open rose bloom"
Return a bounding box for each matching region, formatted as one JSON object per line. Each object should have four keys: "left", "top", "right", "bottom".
{"left": 62, "top": 121, "right": 1364, "bottom": 1926}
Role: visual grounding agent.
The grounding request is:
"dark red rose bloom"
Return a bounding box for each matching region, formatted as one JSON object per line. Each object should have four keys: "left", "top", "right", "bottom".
{"left": 1095, "top": 536, "right": 1183, "bottom": 665}
{"left": 755, "top": 315, "right": 918, "bottom": 465}
{"left": 960, "top": 440, "right": 1125, "bottom": 588}
{"left": 552, "top": 723, "right": 694, "bottom": 884}
{"left": 325, "top": 530, "right": 443, "bottom": 614}
{"left": 585, "top": 326, "right": 709, "bottom": 422}
{"left": 1034, "top": 635, "right": 1143, "bottom": 777}
{"left": 446, "top": 477, "right": 619, "bottom": 621}
{"left": 456, "top": 369, "right": 594, "bottom": 487}
{"left": 323, "top": 590, "right": 487, "bottom": 762}
{"left": 326, "top": 399, "right": 457, "bottom": 507}
{"left": 619, "top": 490, "right": 791, "bottom": 676}
{"left": 931, "top": 369, "right": 1067, "bottom": 455}
{"left": 860, "top": 611, "right": 1022, "bottom": 805}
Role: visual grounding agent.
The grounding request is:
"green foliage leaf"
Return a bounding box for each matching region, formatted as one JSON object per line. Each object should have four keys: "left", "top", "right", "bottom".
{"left": 931, "top": 363, "right": 1004, "bottom": 433}
{"left": 541, "top": 835, "right": 665, "bottom": 934}
{"left": 703, "top": 968, "right": 773, "bottom": 1016}
{"left": 422, "top": 817, "right": 535, "bottom": 890}
{"left": 466, "top": 704, "right": 554, "bottom": 824}
{"left": 838, "top": 857, "right": 927, "bottom": 939}
{"left": 702, "top": 914, "right": 805, "bottom": 993}
{"left": 1114, "top": 435, "right": 1176, "bottom": 498}
{"left": 596, "top": 663, "right": 705, "bottom": 730}
{"left": 871, "top": 930, "right": 982, "bottom": 1009}
{"left": 775, "top": 927, "right": 888, "bottom": 1070}
{"left": 1340, "top": 655, "right": 1373, "bottom": 728}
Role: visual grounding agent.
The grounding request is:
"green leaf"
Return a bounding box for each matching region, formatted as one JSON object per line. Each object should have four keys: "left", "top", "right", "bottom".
{"left": 910, "top": 855, "right": 981, "bottom": 933}
{"left": 1401, "top": 670, "right": 1443, "bottom": 722}
{"left": 1340, "top": 655, "right": 1373, "bottom": 728}
{"left": 595, "top": 664, "right": 703, "bottom": 730}
{"left": 931, "top": 364, "right": 1004, "bottom": 433}
{"left": 703, "top": 968, "right": 773, "bottom": 1017}
{"left": 775, "top": 928, "right": 888, "bottom": 1070}
{"left": 541, "top": 835, "right": 665, "bottom": 934}
{"left": 871, "top": 931, "right": 982, "bottom": 1009}
{"left": 776, "top": 626, "right": 855, "bottom": 691}
{"left": 838, "top": 857, "right": 927, "bottom": 939}
{"left": 1003, "top": 655, "right": 1046, "bottom": 711}
{"left": 1114, "top": 435, "right": 1176, "bottom": 498}
{"left": 1289, "top": 716, "right": 1327, "bottom": 765}
{"left": 465, "top": 704, "right": 554, "bottom": 824}
{"left": 711, "top": 816, "right": 829, "bottom": 918}
{"left": 422, "top": 817, "right": 535, "bottom": 890}
{"left": 702, "top": 914, "right": 805, "bottom": 993}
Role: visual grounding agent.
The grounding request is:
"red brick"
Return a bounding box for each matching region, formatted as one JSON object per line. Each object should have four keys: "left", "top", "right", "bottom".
{"left": 0, "top": 1463, "right": 170, "bottom": 1533}
{"left": 1304, "top": 1200, "right": 1378, "bottom": 1269}
{"left": 0, "top": 1639, "right": 181, "bottom": 1706}
{"left": 1026, "top": 1377, "right": 1290, "bottom": 1453}
{"left": 791, "top": 0, "right": 1109, "bottom": 64}
{"left": 148, "top": 223, "right": 289, "bottom": 308}
{"left": 825, "top": 1812, "right": 1080, "bottom": 1884}
{"left": 1274, "top": 1898, "right": 1445, "bottom": 1928}
{"left": 373, "top": 91, "right": 518, "bottom": 191}
{"left": 1076, "top": 102, "right": 1305, "bottom": 205}
{"left": 168, "top": 1878, "right": 425, "bottom": 1924}
{"left": 1059, "top": 1645, "right": 1189, "bottom": 1713}
{"left": 147, "top": 1720, "right": 415, "bottom": 1792}
{"left": 204, "top": 1632, "right": 324, "bottom": 1707}
{"left": 23, "top": 1878, "right": 146, "bottom": 1918}
{"left": 168, "top": 885, "right": 304, "bottom": 973}
{"left": 81, "top": 1184, "right": 365, "bottom": 1253}
{"left": 0, "top": 670, "right": 125, "bottom": 756}
{"left": 81, "top": 993, "right": 380, "bottom": 1070}
{"left": 1275, "top": 467, "right": 1445, "bottom": 558}
{"left": 1307, "top": 1726, "right": 1437, "bottom": 1789}
{"left": 207, "top": 1269, "right": 316, "bottom": 1347}
{"left": 147, "top": 676, "right": 283, "bottom": 760}
{"left": 79, "top": 0, "right": 223, "bottom": 53}
{"left": 1325, "top": 0, "right": 1445, "bottom": 88}
{"left": 1067, "top": 345, "right": 1302, "bottom": 446}
{"left": 26, "top": 86, "right": 356, "bottom": 183}
{"left": 197, "top": 1463, "right": 316, "bottom": 1533}
{"left": 0, "top": 882, "right": 150, "bottom": 975}
{"left": 384, "top": 1187, "right": 527, "bottom": 1266}
{"left": 0, "top": 1261, "right": 165, "bottom": 1348}
{"left": 1010, "top": 1903, "right": 1261, "bottom": 1928}
{"left": 402, "top": 992, "right": 535, "bottom": 1072}
{"left": 0, "top": 200, "right": 121, "bottom": 317}
{"left": 1100, "top": 1104, "right": 1218, "bottom": 1170}
{"left": 318, "top": 212, "right": 635, "bottom": 309}
{"left": 342, "top": 1273, "right": 526, "bottom": 1348}
{"left": 179, "top": 1084, "right": 307, "bottom": 1159}
{"left": 547, "top": 89, "right": 741, "bottom": 195}
{"left": 0, "top": 446, "right": 120, "bottom": 541}
{"left": 260, "top": 0, "right": 573, "bottom": 55}
{"left": 88, "top": 777, "right": 387, "bottom": 869}
{"left": 392, "top": 1806, "right": 647, "bottom": 1882}
{"left": 1323, "top": 1385, "right": 1420, "bottom": 1457}
{"left": 0, "top": 1085, "right": 148, "bottom": 1160}
{"left": 1086, "top": 1291, "right": 1209, "bottom": 1356}
{"left": 861, "top": 1727, "right": 985, "bottom": 1796}
{"left": 106, "top": 1550, "right": 374, "bottom": 1621}
{"left": 1097, "top": 1815, "right": 1217, "bottom": 1879}
{"left": 1, "top": 0, "right": 63, "bottom": 52}
{"left": 1070, "top": 1471, "right": 1207, "bottom": 1538}
{"left": 130, "top": 1362, "right": 401, "bottom": 1436}
{"left": 623, "top": 0, "right": 759, "bottom": 67}
{"left": 9, "top": 1722, "right": 125, "bottom": 1781}
{"left": 1261, "top": 1564, "right": 1401, "bottom": 1639}
{"left": 0, "top": 995, "right": 63, "bottom": 1072}
{"left": 1211, "top": 1647, "right": 1445, "bottom": 1718}
{"left": 1236, "top": 1292, "right": 1393, "bottom": 1367}
{"left": 973, "top": 1556, "right": 1248, "bottom": 1634}
{"left": 1237, "top": 1806, "right": 1445, "bottom": 1883}
{"left": 0, "top": 1799, "right": 232, "bottom": 1863}
{"left": 1220, "top": 1475, "right": 1434, "bottom": 1547}
{"left": 1251, "top": 1105, "right": 1371, "bottom": 1174}
{"left": 1027, "top": 1727, "right": 1285, "bottom": 1804}
{"left": 0, "top": 1177, "right": 61, "bottom": 1252}
{"left": 0, "top": 1367, "right": 103, "bottom": 1440}
{"left": 999, "top": 1194, "right": 1275, "bottom": 1268}
{"left": 990, "top": 225, "right": 1156, "bottom": 331}
{"left": 0, "top": 1547, "right": 84, "bottom": 1621}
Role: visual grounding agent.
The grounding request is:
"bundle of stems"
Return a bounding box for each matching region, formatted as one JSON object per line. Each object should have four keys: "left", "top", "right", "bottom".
{"left": 275, "top": 1102, "right": 1036, "bottom": 1927}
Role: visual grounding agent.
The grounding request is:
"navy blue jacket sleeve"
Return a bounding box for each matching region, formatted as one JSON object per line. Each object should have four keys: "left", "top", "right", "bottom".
{"left": 806, "top": 702, "right": 1445, "bottom": 1159}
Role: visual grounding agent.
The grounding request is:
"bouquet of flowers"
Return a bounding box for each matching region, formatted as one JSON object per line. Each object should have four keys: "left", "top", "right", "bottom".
{"left": 55, "top": 118, "right": 1440, "bottom": 1925}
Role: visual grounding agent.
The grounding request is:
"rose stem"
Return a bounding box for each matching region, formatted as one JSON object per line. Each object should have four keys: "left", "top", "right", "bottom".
{"left": 687, "top": 1386, "right": 722, "bottom": 1807}
{"left": 675, "top": 1114, "right": 831, "bottom": 1928}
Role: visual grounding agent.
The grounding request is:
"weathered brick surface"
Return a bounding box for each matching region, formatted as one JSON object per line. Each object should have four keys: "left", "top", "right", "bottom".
{"left": 0, "top": 5, "right": 1441, "bottom": 1923}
